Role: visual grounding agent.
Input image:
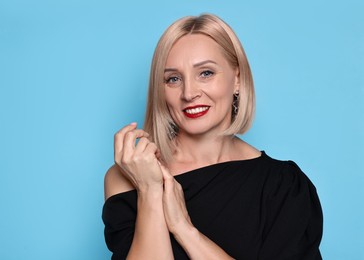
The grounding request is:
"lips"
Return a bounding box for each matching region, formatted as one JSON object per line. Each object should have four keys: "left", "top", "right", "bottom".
{"left": 183, "top": 105, "right": 210, "bottom": 118}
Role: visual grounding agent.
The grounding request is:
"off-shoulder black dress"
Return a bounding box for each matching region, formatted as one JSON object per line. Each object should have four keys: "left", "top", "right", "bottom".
{"left": 102, "top": 152, "right": 323, "bottom": 259}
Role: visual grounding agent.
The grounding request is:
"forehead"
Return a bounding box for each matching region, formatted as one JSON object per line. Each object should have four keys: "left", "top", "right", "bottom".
{"left": 165, "top": 34, "right": 228, "bottom": 67}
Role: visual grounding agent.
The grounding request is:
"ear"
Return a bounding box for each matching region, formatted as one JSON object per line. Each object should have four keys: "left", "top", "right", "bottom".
{"left": 234, "top": 68, "right": 240, "bottom": 93}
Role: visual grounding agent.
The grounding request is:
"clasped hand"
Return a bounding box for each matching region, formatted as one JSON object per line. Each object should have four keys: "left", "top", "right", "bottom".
{"left": 114, "top": 123, "right": 192, "bottom": 234}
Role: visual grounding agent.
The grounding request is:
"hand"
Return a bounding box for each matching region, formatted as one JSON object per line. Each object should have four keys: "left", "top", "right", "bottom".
{"left": 114, "top": 123, "right": 163, "bottom": 193}
{"left": 160, "top": 163, "right": 192, "bottom": 234}
{"left": 160, "top": 164, "right": 233, "bottom": 260}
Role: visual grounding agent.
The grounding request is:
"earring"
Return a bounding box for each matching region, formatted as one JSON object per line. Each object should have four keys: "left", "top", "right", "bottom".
{"left": 168, "top": 122, "right": 179, "bottom": 139}
{"left": 232, "top": 91, "right": 239, "bottom": 116}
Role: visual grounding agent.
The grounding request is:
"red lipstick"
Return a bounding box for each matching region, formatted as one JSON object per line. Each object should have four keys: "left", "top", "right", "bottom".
{"left": 183, "top": 105, "right": 210, "bottom": 119}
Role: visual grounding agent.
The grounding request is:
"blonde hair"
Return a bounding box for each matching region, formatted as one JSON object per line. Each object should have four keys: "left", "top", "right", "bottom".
{"left": 143, "top": 14, "right": 255, "bottom": 162}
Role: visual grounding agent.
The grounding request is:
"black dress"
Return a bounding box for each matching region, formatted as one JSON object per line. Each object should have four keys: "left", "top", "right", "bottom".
{"left": 102, "top": 152, "right": 323, "bottom": 259}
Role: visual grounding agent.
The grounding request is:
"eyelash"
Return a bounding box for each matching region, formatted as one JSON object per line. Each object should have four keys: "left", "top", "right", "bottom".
{"left": 164, "top": 70, "right": 215, "bottom": 85}
{"left": 165, "top": 76, "right": 181, "bottom": 84}
{"left": 200, "top": 70, "right": 214, "bottom": 78}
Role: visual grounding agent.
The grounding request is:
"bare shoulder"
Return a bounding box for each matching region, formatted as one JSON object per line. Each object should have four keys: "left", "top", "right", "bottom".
{"left": 234, "top": 137, "right": 262, "bottom": 160}
{"left": 104, "top": 164, "right": 135, "bottom": 201}
{"left": 244, "top": 142, "right": 262, "bottom": 158}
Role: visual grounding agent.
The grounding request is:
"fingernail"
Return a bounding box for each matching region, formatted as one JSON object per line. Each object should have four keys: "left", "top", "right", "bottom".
{"left": 130, "top": 122, "right": 137, "bottom": 126}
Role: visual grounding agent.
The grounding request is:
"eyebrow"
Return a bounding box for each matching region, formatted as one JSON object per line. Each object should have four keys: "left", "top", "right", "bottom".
{"left": 164, "top": 60, "right": 217, "bottom": 73}
{"left": 164, "top": 68, "right": 178, "bottom": 73}
{"left": 193, "top": 60, "right": 217, "bottom": 67}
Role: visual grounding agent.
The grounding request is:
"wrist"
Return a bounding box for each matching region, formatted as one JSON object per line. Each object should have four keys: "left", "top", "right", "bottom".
{"left": 137, "top": 186, "right": 163, "bottom": 202}
{"left": 137, "top": 188, "right": 164, "bottom": 217}
{"left": 172, "top": 221, "right": 198, "bottom": 245}
{"left": 137, "top": 183, "right": 163, "bottom": 195}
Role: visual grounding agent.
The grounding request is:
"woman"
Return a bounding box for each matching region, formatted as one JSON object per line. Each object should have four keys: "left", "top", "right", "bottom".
{"left": 102, "top": 14, "right": 323, "bottom": 259}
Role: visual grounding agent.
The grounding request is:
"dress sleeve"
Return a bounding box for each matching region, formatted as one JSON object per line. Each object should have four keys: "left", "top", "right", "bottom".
{"left": 259, "top": 161, "right": 323, "bottom": 260}
{"left": 102, "top": 191, "right": 137, "bottom": 260}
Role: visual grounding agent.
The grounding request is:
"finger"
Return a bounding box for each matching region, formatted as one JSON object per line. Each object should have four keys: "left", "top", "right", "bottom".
{"left": 114, "top": 123, "right": 138, "bottom": 157}
{"left": 175, "top": 180, "right": 183, "bottom": 192}
{"left": 144, "top": 141, "right": 159, "bottom": 156}
{"left": 123, "top": 129, "right": 150, "bottom": 153}
{"left": 159, "top": 162, "right": 175, "bottom": 192}
{"left": 134, "top": 137, "right": 150, "bottom": 153}
{"left": 158, "top": 161, "right": 169, "bottom": 177}
{"left": 175, "top": 182, "right": 186, "bottom": 205}
{"left": 155, "top": 148, "right": 161, "bottom": 159}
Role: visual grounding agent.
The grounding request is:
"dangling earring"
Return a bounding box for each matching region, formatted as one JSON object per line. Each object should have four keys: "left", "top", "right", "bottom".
{"left": 168, "top": 122, "right": 179, "bottom": 139}
{"left": 232, "top": 91, "right": 239, "bottom": 117}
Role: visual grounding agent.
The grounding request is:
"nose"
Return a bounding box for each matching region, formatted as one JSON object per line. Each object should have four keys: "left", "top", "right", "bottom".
{"left": 181, "top": 77, "right": 201, "bottom": 102}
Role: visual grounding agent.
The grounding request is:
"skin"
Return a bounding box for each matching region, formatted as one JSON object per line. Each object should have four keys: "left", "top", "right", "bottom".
{"left": 104, "top": 34, "right": 261, "bottom": 259}
{"left": 164, "top": 34, "right": 239, "bottom": 139}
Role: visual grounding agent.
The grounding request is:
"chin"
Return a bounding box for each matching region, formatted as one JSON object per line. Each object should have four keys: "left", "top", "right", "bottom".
{"left": 179, "top": 125, "right": 225, "bottom": 137}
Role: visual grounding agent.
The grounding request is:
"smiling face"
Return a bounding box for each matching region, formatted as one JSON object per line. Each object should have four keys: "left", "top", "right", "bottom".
{"left": 164, "top": 33, "right": 240, "bottom": 137}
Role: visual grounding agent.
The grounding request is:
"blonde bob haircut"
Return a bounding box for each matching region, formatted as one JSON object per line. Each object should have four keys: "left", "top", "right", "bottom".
{"left": 144, "top": 13, "right": 255, "bottom": 162}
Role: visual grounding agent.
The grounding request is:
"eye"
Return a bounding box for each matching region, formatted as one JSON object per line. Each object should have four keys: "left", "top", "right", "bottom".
{"left": 166, "top": 76, "right": 179, "bottom": 83}
{"left": 165, "top": 76, "right": 182, "bottom": 86}
{"left": 164, "top": 75, "right": 182, "bottom": 86}
{"left": 200, "top": 70, "right": 214, "bottom": 78}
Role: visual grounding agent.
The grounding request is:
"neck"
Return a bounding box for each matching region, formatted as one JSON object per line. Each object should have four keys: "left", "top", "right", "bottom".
{"left": 172, "top": 132, "right": 239, "bottom": 165}
{"left": 167, "top": 132, "right": 261, "bottom": 176}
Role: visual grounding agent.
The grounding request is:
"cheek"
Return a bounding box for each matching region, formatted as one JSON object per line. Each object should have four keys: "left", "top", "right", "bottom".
{"left": 211, "top": 79, "right": 235, "bottom": 102}
{"left": 164, "top": 89, "right": 181, "bottom": 117}
{"left": 164, "top": 90, "right": 175, "bottom": 108}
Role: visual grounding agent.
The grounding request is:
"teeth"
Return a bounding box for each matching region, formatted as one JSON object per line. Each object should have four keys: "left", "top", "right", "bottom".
{"left": 185, "top": 107, "right": 209, "bottom": 114}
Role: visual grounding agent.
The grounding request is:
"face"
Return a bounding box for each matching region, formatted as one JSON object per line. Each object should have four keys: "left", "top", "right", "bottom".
{"left": 164, "top": 34, "right": 240, "bottom": 137}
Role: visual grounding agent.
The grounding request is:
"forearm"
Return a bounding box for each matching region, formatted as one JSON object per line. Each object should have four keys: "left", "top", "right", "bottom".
{"left": 173, "top": 224, "right": 234, "bottom": 260}
{"left": 127, "top": 189, "right": 173, "bottom": 260}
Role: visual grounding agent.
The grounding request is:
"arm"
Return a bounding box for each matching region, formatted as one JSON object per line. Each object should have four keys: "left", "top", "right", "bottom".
{"left": 160, "top": 164, "right": 234, "bottom": 260}
{"left": 129, "top": 188, "right": 172, "bottom": 260}
{"left": 108, "top": 123, "right": 173, "bottom": 259}
{"left": 259, "top": 161, "right": 323, "bottom": 259}
{"left": 172, "top": 223, "right": 234, "bottom": 260}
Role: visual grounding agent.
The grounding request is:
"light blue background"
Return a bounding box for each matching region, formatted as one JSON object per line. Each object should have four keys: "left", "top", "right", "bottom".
{"left": 0, "top": 0, "right": 363, "bottom": 259}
